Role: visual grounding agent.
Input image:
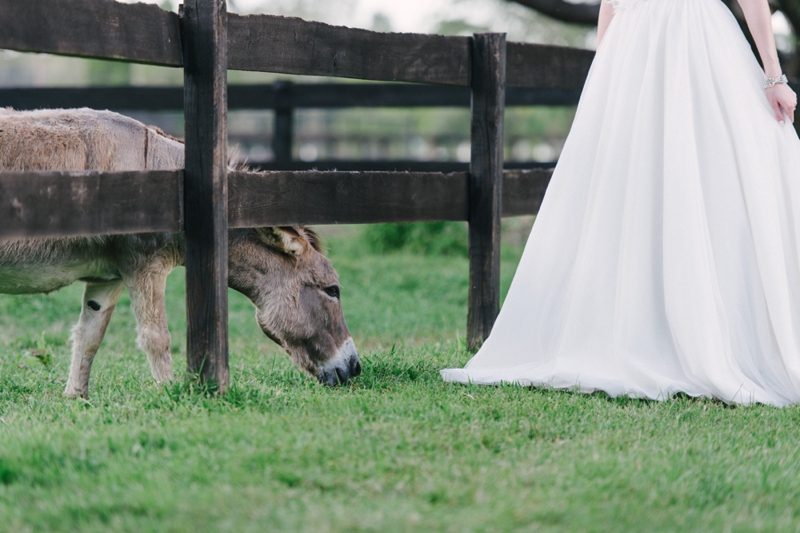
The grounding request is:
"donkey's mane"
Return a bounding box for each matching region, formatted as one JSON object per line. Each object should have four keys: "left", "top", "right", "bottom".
{"left": 148, "top": 125, "right": 184, "bottom": 144}
{"left": 302, "top": 227, "right": 324, "bottom": 254}
{"left": 148, "top": 127, "right": 245, "bottom": 170}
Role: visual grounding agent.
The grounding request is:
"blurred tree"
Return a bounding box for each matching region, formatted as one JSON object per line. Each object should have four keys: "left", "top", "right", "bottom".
{"left": 87, "top": 60, "right": 131, "bottom": 85}
{"left": 506, "top": 0, "right": 599, "bottom": 24}
{"left": 774, "top": 0, "right": 800, "bottom": 76}
{"left": 436, "top": 18, "right": 491, "bottom": 36}
{"left": 372, "top": 12, "right": 393, "bottom": 32}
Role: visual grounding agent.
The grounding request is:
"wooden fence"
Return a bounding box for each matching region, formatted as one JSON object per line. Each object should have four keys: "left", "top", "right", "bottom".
{"left": 0, "top": 0, "right": 594, "bottom": 389}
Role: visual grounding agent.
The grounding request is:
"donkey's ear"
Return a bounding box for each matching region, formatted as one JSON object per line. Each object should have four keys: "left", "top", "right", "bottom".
{"left": 255, "top": 227, "right": 307, "bottom": 256}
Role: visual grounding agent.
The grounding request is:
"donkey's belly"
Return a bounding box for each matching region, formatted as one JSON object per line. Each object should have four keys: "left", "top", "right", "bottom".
{"left": 0, "top": 262, "right": 121, "bottom": 295}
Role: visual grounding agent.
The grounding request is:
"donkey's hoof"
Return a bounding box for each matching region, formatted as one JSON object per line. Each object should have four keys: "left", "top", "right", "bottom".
{"left": 63, "top": 384, "right": 88, "bottom": 399}
{"left": 151, "top": 366, "right": 174, "bottom": 383}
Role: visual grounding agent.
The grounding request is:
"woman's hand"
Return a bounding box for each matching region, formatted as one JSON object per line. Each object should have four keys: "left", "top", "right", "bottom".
{"left": 737, "top": 0, "right": 796, "bottom": 123}
{"left": 766, "top": 83, "right": 797, "bottom": 124}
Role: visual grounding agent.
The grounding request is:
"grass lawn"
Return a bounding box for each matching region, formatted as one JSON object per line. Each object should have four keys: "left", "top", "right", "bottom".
{"left": 1, "top": 223, "right": 799, "bottom": 532}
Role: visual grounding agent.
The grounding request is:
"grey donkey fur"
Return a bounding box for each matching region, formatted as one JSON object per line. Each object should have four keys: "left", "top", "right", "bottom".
{"left": 0, "top": 108, "right": 360, "bottom": 397}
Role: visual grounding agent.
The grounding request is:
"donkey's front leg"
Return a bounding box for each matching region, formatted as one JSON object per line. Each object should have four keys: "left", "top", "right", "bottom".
{"left": 64, "top": 280, "right": 126, "bottom": 398}
{"left": 127, "top": 263, "right": 174, "bottom": 383}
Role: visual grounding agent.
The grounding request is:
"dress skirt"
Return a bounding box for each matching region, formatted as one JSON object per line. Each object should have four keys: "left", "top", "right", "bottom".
{"left": 441, "top": 0, "right": 800, "bottom": 405}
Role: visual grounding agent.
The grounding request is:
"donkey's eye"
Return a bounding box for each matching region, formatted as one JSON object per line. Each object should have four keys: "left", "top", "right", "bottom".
{"left": 323, "top": 285, "right": 340, "bottom": 299}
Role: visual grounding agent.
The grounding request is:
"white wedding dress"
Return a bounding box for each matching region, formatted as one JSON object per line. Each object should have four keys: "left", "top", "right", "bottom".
{"left": 441, "top": 0, "right": 800, "bottom": 405}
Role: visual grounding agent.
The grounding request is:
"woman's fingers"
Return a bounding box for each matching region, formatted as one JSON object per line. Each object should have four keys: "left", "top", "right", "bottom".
{"left": 772, "top": 100, "right": 785, "bottom": 122}
{"left": 779, "top": 98, "right": 796, "bottom": 124}
{"left": 768, "top": 85, "right": 798, "bottom": 124}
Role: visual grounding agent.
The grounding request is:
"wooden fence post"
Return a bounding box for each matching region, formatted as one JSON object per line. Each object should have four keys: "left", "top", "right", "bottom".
{"left": 272, "top": 81, "right": 294, "bottom": 167}
{"left": 182, "top": 0, "right": 229, "bottom": 390}
{"left": 467, "top": 33, "right": 506, "bottom": 351}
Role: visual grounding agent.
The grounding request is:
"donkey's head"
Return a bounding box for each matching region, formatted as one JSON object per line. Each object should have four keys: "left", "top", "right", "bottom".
{"left": 228, "top": 227, "right": 360, "bottom": 385}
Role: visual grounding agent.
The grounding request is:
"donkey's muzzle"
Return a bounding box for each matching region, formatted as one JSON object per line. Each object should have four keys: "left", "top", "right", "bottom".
{"left": 318, "top": 353, "right": 361, "bottom": 386}
{"left": 317, "top": 338, "right": 360, "bottom": 386}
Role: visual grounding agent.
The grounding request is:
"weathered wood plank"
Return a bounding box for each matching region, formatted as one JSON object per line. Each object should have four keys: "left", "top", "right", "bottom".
{"left": 182, "top": 0, "right": 229, "bottom": 390}
{"left": 0, "top": 84, "right": 581, "bottom": 112}
{"left": 0, "top": 0, "right": 182, "bottom": 66}
{"left": 239, "top": 83, "right": 581, "bottom": 108}
{"left": 507, "top": 42, "right": 594, "bottom": 89}
{"left": 0, "top": 167, "right": 551, "bottom": 242}
{"left": 0, "top": 0, "right": 592, "bottom": 88}
{"left": 228, "top": 170, "right": 469, "bottom": 226}
{"left": 0, "top": 170, "right": 182, "bottom": 239}
{"left": 468, "top": 33, "right": 506, "bottom": 351}
{"left": 250, "top": 161, "right": 553, "bottom": 173}
{"left": 507, "top": 87, "right": 582, "bottom": 107}
{"left": 502, "top": 168, "right": 552, "bottom": 216}
{"left": 228, "top": 169, "right": 553, "bottom": 226}
{"left": 227, "top": 13, "right": 471, "bottom": 85}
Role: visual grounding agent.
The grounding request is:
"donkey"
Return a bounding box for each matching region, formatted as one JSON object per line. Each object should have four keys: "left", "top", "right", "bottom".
{"left": 0, "top": 108, "right": 360, "bottom": 397}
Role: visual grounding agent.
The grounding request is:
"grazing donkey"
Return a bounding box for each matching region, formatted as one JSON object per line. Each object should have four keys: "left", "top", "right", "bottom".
{"left": 0, "top": 108, "right": 360, "bottom": 397}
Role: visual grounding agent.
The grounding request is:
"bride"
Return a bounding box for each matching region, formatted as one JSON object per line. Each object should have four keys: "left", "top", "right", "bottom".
{"left": 441, "top": 0, "right": 800, "bottom": 405}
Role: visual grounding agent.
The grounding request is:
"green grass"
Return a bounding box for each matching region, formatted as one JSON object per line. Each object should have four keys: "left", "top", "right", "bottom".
{"left": 1, "top": 225, "right": 799, "bottom": 532}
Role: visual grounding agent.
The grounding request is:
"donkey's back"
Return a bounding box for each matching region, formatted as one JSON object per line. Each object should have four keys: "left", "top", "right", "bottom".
{"left": 0, "top": 107, "right": 184, "bottom": 171}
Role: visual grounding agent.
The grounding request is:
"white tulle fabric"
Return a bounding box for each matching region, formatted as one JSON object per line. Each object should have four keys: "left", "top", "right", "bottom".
{"left": 441, "top": 0, "right": 800, "bottom": 405}
{"left": 605, "top": 0, "right": 646, "bottom": 10}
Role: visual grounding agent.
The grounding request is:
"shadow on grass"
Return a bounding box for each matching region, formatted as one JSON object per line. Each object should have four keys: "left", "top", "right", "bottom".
{"left": 530, "top": 387, "right": 751, "bottom": 413}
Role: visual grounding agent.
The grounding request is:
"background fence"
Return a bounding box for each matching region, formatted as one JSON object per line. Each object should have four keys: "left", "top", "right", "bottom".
{"left": 0, "top": 0, "right": 594, "bottom": 389}
{"left": 0, "top": 83, "right": 582, "bottom": 171}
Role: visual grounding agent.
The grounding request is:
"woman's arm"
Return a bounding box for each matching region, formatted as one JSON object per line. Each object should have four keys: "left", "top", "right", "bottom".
{"left": 738, "top": 0, "right": 781, "bottom": 77}
{"left": 737, "top": 0, "right": 797, "bottom": 122}
{"left": 597, "top": 1, "right": 615, "bottom": 46}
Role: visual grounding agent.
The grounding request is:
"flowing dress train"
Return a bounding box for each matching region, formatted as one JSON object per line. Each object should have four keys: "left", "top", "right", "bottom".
{"left": 441, "top": 0, "right": 800, "bottom": 406}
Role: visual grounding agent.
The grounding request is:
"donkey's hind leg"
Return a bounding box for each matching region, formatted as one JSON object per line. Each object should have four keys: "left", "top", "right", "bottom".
{"left": 127, "top": 263, "right": 174, "bottom": 383}
{"left": 64, "top": 280, "right": 125, "bottom": 398}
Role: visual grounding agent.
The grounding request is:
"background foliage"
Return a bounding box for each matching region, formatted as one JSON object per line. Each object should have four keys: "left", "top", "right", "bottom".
{"left": 362, "top": 222, "right": 469, "bottom": 257}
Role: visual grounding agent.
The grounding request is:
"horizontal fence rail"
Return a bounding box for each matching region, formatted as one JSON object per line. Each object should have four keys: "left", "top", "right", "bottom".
{"left": 249, "top": 161, "right": 554, "bottom": 172}
{"left": 0, "top": 0, "right": 182, "bottom": 66}
{"left": 228, "top": 14, "right": 472, "bottom": 85}
{"left": 0, "top": 169, "right": 551, "bottom": 239}
{"left": 503, "top": 168, "right": 552, "bottom": 217}
{"left": 229, "top": 170, "right": 470, "bottom": 226}
{"left": 0, "top": 84, "right": 583, "bottom": 111}
{"left": 227, "top": 15, "right": 594, "bottom": 88}
{"left": 229, "top": 169, "right": 552, "bottom": 226}
{"left": 507, "top": 42, "right": 594, "bottom": 90}
{"left": 0, "top": 0, "right": 593, "bottom": 89}
{"left": 0, "top": 170, "right": 183, "bottom": 239}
